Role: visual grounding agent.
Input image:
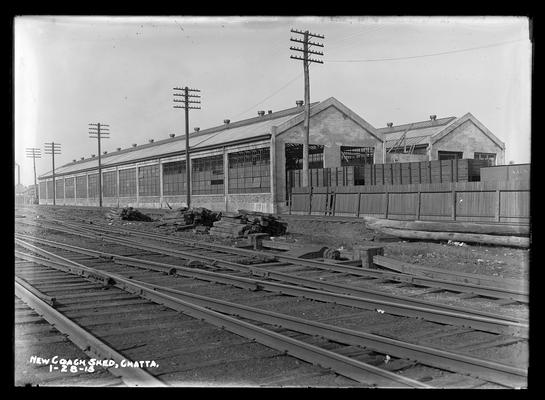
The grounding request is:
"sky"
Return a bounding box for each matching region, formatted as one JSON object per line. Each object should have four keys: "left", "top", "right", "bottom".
{"left": 14, "top": 16, "right": 532, "bottom": 186}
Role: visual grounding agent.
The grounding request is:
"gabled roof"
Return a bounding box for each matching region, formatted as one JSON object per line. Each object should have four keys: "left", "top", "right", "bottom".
{"left": 379, "top": 117, "right": 457, "bottom": 149}
{"left": 431, "top": 112, "right": 505, "bottom": 149}
{"left": 381, "top": 113, "right": 504, "bottom": 151}
{"left": 39, "top": 97, "right": 379, "bottom": 179}
{"left": 275, "top": 97, "right": 384, "bottom": 142}
{"left": 39, "top": 104, "right": 311, "bottom": 178}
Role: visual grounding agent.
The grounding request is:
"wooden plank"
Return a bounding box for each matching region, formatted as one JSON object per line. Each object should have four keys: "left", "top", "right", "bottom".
{"left": 364, "top": 217, "right": 530, "bottom": 236}
{"left": 376, "top": 227, "right": 530, "bottom": 248}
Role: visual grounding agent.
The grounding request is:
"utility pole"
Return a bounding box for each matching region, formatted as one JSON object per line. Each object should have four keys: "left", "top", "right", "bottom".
{"left": 44, "top": 142, "right": 61, "bottom": 205}
{"left": 290, "top": 28, "right": 324, "bottom": 187}
{"left": 88, "top": 123, "right": 110, "bottom": 208}
{"left": 173, "top": 86, "right": 201, "bottom": 208}
{"left": 26, "top": 147, "right": 41, "bottom": 204}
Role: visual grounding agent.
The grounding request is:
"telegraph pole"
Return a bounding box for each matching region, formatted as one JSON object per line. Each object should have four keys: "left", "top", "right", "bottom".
{"left": 26, "top": 147, "right": 41, "bottom": 204}
{"left": 89, "top": 123, "right": 110, "bottom": 208}
{"left": 44, "top": 142, "right": 61, "bottom": 205}
{"left": 290, "top": 28, "right": 324, "bottom": 187}
{"left": 173, "top": 86, "right": 201, "bottom": 208}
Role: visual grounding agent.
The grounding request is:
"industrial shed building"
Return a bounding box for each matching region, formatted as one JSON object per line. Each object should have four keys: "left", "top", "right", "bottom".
{"left": 381, "top": 113, "right": 505, "bottom": 165}
{"left": 38, "top": 96, "right": 503, "bottom": 213}
{"left": 38, "top": 97, "right": 384, "bottom": 213}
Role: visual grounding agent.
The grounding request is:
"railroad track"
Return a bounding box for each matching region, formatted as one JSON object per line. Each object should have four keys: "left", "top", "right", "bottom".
{"left": 15, "top": 216, "right": 528, "bottom": 387}
{"left": 17, "top": 218, "right": 529, "bottom": 333}
{"left": 15, "top": 247, "right": 433, "bottom": 388}
{"left": 16, "top": 252, "right": 387, "bottom": 387}
{"left": 27, "top": 216, "right": 529, "bottom": 303}
{"left": 14, "top": 289, "right": 126, "bottom": 387}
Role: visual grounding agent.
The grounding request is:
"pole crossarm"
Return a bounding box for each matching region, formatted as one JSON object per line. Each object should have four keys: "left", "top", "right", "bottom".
{"left": 289, "top": 46, "right": 324, "bottom": 56}
{"left": 290, "top": 55, "right": 324, "bottom": 64}
{"left": 290, "top": 28, "right": 325, "bottom": 39}
{"left": 290, "top": 38, "right": 324, "bottom": 48}
{"left": 173, "top": 99, "right": 201, "bottom": 104}
{"left": 173, "top": 93, "right": 201, "bottom": 98}
{"left": 173, "top": 87, "right": 201, "bottom": 92}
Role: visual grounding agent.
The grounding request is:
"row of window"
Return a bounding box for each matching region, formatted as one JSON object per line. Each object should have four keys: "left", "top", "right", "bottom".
{"left": 39, "top": 147, "right": 498, "bottom": 200}
{"left": 39, "top": 149, "right": 271, "bottom": 199}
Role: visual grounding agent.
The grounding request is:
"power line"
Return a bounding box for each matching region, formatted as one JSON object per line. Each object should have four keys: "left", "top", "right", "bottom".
{"left": 230, "top": 72, "right": 303, "bottom": 121}
{"left": 324, "top": 38, "right": 526, "bottom": 63}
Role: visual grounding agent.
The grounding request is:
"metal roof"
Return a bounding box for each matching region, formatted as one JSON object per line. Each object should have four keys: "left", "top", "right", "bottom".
{"left": 380, "top": 117, "right": 457, "bottom": 150}
{"left": 39, "top": 108, "right": 303, "bottom": 178}
{"left": 385, "top": 135, "right": 430, "bottom": 150}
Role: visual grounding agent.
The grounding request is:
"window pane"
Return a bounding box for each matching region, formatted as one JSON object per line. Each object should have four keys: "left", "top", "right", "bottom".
{"left": 228, "top": 148, "right": 270, "bottom": 194}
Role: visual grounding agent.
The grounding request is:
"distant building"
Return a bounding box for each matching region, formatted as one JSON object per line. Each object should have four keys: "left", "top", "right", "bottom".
{"left": 37, "top": 97, "right": 503, "bottom": 213}
{"left": 379, "top": 113, "right": 505, "bottom": 165}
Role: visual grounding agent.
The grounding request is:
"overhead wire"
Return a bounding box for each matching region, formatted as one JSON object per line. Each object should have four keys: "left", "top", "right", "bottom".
{"left": 324, "top": 38, "right": 527, "bottom": 63}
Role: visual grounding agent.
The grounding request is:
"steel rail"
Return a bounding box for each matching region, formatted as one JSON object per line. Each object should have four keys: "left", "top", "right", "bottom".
{"left": 15, "top": 235, "right": 529, "bottom": 338}
{"left": 14, "top": 250, "right": 430, "bottom": 388}
{"left": 17, "top": 227, "right": 526, "bottom": 323}
{"left": 14, "top": 281, "right": 165, "bottom": 387}
{"left": 14, "top": 230, "right": 525, "bottom": 324}
{"left": 41, "top": 217, "right": 529, "bottom": 302}
{"left": 14, "top": 244, "right": 527, "bottom": 387}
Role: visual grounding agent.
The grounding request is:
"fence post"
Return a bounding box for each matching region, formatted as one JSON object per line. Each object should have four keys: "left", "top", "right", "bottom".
{"left": 356, "top": 192, "right": 361, "bottom": 217}
{"left": 308, "top": 186, "right": 312, "bottom": 215}
{"left": 451, "top": 188, "right": 456, "bottom": 221}
{"left": 384, "top": 188, "right": 389, "bottom": 219}
{"left": 416, "top": 189, "right": 421, "bottom": 220}
{"left": 495, "top": 189, "right": 501, "bottom": 222}
{"left": 428, "top": 161, "right": 432, "bottom": 183}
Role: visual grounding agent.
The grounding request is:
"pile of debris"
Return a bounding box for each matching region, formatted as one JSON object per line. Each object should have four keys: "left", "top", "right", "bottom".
{"left": 106, "top": 207, "right": 154, "bottom": 222}
{"left": 209, "top": 210, "right": 288, "bottom": 238}
{"left": 156, "top": 207, "right": 221, "bottom": 232}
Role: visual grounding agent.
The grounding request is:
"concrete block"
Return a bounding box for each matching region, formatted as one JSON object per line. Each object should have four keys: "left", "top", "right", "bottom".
{"left": 353, "top": 246, "right": 384, "bottom": 269}
{"left": 247, "top": 233, "right": 270, "bottom": 250}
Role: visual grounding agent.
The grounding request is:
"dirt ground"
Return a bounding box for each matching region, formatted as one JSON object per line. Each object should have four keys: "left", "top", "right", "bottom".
{"left": 16, "top": 205, "right": 530, "bottom": 282}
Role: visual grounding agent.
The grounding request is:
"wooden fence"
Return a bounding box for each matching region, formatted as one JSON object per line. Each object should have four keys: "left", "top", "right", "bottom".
{"left": 287, "top": 159, "right": 489, "bottom": 189}
{"left": 480, "top": 163, "right": 530, "bottom": 182}
{"left": 289, "top": 180, "right": 530, "bottom": 225}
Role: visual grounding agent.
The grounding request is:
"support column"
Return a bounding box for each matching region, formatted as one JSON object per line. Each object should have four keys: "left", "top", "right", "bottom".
{"left": 159, "top": 159, "right": 164, "bottom": 209}
{"left": 135, "top": 165, "right": 140, "bottom": 207}
{"left": 116, "top": 167, "right": 120, "bottom": 208}
{"left": 270, "top": 127, "right": 277, "bottom": 214}
{"left": 223, "top": 147, "right": 229, "bottom": 212}
{"left": 86, "top": 174, "right": 89, "bottom": 206}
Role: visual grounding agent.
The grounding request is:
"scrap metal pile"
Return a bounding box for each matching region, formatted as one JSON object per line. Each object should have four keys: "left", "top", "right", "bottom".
{"left": 209, "top": 209, "right": 288, "bottom": 238}
{"left": 106, "top": 207, "right": 154, "bottom": 222}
